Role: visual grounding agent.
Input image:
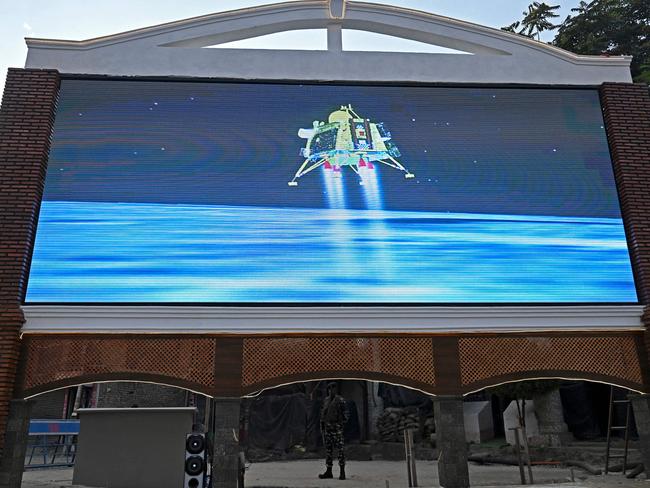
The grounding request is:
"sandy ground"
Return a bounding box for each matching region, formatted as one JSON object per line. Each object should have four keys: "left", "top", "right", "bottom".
{"left": 20, "top": 460, "right": 650, "bottom": 488}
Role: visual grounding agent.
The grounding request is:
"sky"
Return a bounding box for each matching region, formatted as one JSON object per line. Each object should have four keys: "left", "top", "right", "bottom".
{"left": 0, "top": 0, "right": 583, "bottom": 95}
{"left": 43, "top": 79, "right": 619, "bottom": 218}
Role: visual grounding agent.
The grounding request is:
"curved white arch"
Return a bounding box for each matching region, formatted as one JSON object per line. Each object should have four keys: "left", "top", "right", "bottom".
{"left": 24, "top": 0, "right": 631, "bottom": 84}
{"left": 23, "top": 378, "right": 212, "bottom": 400}
{"left": 463, "top": 376, "right": 645, "bottom": 396}
{"left": 242, "top": 376, "right": 436, "bottom": 398}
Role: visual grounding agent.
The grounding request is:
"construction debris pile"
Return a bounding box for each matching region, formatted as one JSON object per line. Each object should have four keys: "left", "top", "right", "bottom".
{"left": 376, "top": 407, "right": 435, "bottom": 443}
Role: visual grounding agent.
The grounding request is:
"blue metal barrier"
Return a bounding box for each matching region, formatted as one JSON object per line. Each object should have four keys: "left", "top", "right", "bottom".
{"left": 25, "top": 420, "right": 79, "bottom": 468}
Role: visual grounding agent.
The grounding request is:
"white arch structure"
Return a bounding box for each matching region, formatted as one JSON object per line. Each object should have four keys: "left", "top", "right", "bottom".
{"left": 25, "top": 0, "right": 631, "bottom": 84}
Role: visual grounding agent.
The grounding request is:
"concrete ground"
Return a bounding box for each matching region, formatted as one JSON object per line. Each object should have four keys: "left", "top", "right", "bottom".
{"left": 20, "top": 460, "right": 650, "bottom": 488}
{"left": 245, "top": 459, "right": 568, "bottom": 487}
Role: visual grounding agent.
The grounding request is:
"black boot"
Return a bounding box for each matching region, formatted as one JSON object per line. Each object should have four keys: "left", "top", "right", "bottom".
{"left": 319, "top": 467, "right": 333, "bottom": 479}
{"left": 339, "top": 466, "right": 346, "bottom": 480}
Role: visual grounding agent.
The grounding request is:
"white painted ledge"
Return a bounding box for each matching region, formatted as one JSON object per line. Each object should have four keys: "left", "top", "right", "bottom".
{"left": 20, "top": 305, "right": 644, "bottom": 334}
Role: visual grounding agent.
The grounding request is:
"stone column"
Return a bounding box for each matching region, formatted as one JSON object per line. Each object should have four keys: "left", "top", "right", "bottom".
{"left": 629, "top": 394, "right": 650, "bottom": 479}
{"left": 211, "top": 397, "right": 241, "bottom": 488}
{"left": 0, "top": 399, "right": 33, "bottom": 488}
{"left": 534, "top": 389, "right": 572, "bottom": 446}
{"left": 367, "top": 381, "right": 384, "bottom": 440}
{"left": 434, "top": 396, "right": 470, "bottom": 488}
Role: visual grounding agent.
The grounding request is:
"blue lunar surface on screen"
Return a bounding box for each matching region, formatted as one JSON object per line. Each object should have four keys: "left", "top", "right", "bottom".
{"left": 25, "top": 80, "right": 638, "bottom": 303}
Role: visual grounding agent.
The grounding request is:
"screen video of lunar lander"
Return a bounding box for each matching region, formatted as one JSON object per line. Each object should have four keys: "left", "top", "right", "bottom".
{"left": 290, "top": 104, "right": 414, "bottom": 185}
{"left": 25, "top": 80, "right": 638, "bottom": 303}
{"left": 289, "top": 104, "right": 415, "bottom": 210}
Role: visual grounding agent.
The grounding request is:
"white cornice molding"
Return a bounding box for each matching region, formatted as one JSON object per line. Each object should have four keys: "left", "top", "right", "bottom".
{"left": 21, "top": 305, "right": 644, "bottom": 334}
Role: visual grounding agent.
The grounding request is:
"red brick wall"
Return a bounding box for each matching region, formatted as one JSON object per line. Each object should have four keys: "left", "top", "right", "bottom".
{"left": 600, "top": 83, "right": 650, "bottom": 304}
{"left": 0, "top": 68, "right": 60, "bottom": 457}
{"left": 600, "top": 83, "right": 650, "bottom": 375}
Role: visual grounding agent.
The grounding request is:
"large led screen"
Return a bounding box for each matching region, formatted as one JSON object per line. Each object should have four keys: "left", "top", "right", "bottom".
{"left": 25, "top": 79, "right": 637, "bottom": 303}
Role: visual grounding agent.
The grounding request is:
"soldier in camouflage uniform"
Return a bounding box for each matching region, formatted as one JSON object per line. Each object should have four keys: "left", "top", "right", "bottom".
{"left": 319, "top": 382, "right": 349, "bottom": 480}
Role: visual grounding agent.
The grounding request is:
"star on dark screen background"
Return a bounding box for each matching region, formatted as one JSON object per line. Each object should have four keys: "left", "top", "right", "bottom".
{"left": 46, "top": 80, "right": 618, "bottom": 218}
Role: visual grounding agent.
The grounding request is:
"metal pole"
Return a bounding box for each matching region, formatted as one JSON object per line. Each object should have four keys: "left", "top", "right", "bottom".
{"left": 510, "top": 427, "right": 526, "bottom": 485}
{"left": 521, "top": 426, "right": 534, "bottom": 484}
{"left": 404, "top": 429, "right": 412, "bottom": 487}
{"left": 409, "top": 430, "right": 418, "bottom": 487}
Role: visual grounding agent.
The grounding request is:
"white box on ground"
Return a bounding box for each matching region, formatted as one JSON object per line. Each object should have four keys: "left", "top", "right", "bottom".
{"left": 73, "top": 407, "right": 196, "bottom": 488}
{"left": 463, "top": 400, "right": 494, "bottom": 444}
{"left": 504, "top": 400, "right": 539, "bottom": 445}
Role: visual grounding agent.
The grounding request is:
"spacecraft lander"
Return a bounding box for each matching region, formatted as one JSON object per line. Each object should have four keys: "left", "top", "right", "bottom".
{"left": 288, "top": 104, "right": 415, "bottom": 186}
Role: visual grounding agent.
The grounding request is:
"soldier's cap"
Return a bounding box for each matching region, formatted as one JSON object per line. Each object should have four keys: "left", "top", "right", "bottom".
{"left": 326, "top": 382, "right": 337, "bottom": 389}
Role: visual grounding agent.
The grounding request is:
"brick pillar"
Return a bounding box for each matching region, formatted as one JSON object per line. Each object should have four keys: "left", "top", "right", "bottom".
{"left": 0, "top": 69, "right": 59, "bottom": 466}
{"left": 434, "top": 396, "right": 470, "bottom": 488}
{"left": 599, "top": 84, "right": 650, "bottom": 304}
{"left": 0, "top": 400, "right": 33, "bottom": 488}
{"left": 211, "top": 338, "right": 243, "bottom": 488}
{"left": 211, "top": 397, "right": 241, "bottom": 488}
{"left": 601, "top": 83, "right": 650, "bottom": 395}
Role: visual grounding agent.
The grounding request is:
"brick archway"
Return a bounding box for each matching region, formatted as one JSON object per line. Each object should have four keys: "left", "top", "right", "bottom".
{"left": 241, "top": 336, "right": 437, "bottom": 395}
{"left": 15, "top": 331, "right": 649, "bottom": 400}
{"left": 457, "top": 333, "right": 647, "bottom": 394}
{"left": 17, "top": 335, "right": 219, "bottom": 398}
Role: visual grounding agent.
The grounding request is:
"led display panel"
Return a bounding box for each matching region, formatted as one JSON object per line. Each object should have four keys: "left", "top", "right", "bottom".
{"left": 25, "top": 79, "right": 637, "bottom": 303}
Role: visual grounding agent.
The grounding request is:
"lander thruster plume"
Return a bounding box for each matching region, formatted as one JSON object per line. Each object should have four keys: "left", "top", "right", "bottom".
{"left": 288, "top": 105, "right": 415, "bottom": 186}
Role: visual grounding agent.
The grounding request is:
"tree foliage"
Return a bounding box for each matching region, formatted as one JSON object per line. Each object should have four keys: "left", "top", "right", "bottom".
{"left": 502, "top": 0, "right": 650, "bottom": 83}
{"left": 553, "top": 0, "right": 650, "bottom": 83}
{"left": 502, "top": 2, "right": 561, "bottom": 40}
{"left": 489, "top": 379, "right": 561, "bottom": 401}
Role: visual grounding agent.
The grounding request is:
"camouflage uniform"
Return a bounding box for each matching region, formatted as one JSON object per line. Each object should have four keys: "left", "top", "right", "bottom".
{"left": 321, "top": 394, "right": 349, "bottom": 467}
{"left": 323, "top": 423, "right": 345, "bottom": 467}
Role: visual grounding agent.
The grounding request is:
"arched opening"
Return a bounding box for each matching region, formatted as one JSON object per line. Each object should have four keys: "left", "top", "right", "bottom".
{"left": 341, "top": 29, "right": 472, "bottom": 54}
{"left": 462, "top": 378, "right": 647, "bottom": 483}
{"left": 201, "top": 28, "right": 475, "bottom": 54}
{"left": 204, "top": 29, "right": 328, "bottom": 51}
{"left": 241, "top": 378, "right": 440, "bottom": 486}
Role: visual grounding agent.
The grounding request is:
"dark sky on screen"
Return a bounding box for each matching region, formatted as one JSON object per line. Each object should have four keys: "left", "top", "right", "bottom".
{"left": 43, "top": 79, "right": 620, "bottom": 218}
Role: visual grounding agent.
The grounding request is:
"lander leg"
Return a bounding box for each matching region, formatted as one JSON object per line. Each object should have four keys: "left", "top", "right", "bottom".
{"left": 385, "top": 156, "right": 415, "bottom": 179}
{"left": 288, "top": 158, "right": 327, "bottom": 186}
